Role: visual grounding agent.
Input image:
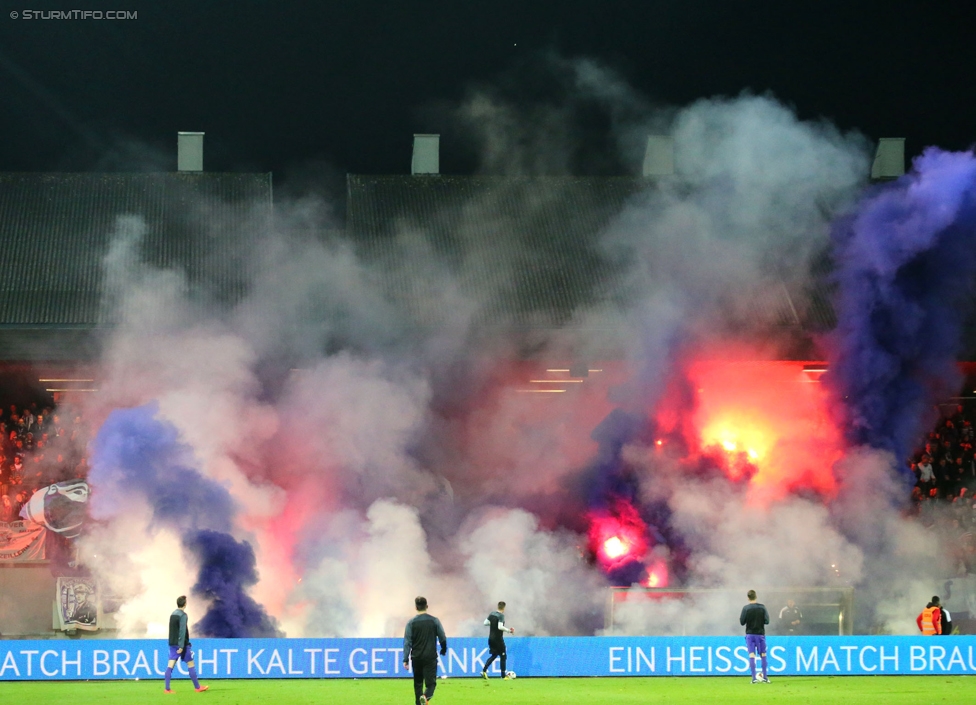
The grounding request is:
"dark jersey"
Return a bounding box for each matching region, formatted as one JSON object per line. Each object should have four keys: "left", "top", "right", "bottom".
{"left": 486, "top": 610, "right": 507, "bottom": 645}
{"left": 740, "top": 603, "right": 770, "bottom": 635}
{"left": 403, "top": 613, "right": 447, "bottom": 662}
{"left": 168, "top": 609, "right": 190, "bottom": 648}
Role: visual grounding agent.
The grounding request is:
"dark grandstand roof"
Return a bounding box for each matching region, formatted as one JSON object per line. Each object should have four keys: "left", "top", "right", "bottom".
{"left": 0, "top": 172, "right": 271, "bottom": 359}
{"left": 348, "top": 174, "right": 649, "bottom": 329}
{"left": 346, "top": 174, "right": 823, "bottom": 338}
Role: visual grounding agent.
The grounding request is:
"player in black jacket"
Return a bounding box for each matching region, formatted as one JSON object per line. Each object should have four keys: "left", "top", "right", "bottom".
{"left": 403, "top": 596, "right": 447, "bottom": 705}
{"left": 164, "top": 595, "right": 208, "bottom": 693}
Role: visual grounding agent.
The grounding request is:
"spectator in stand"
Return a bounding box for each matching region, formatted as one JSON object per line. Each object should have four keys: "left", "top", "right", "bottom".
{"left": 936, "top": 457, "right": 951, "bottom": 494}
{"left": 11, "top": 455, "right": 24, "bottom": 486}
{"left": 943, "top": 419, "right": 959, "bottom": 445}
{"left": 0, "top": 494, "right": 16, "bottom": 523}
{"left": 959, "top": 456, "right": 976, "bottom": 484}
{"left": 910, "top": 486, "right": 924, "bottom": 515}
{"left": 948, "top": 460, "right": 967, "bottom": 496}
{"left": 26, "top": 453, "right": 45, "bottom": 489}
{"left": 5, "top": 430, "right": 16, "bottom": 457}
{"left": 940, "top": 439, "right": 954, "bottom": 465}
{"left": 12, "top": 490, "right": 27, "bottom": 519}
{"left": 0, "top": 460, "right": 8, "bottom": 498}
{"left": 962, "top": 420, "right": 974, "bottom": 444}
{"left": 918, "top": 455, "right": 936, "bottom": 492}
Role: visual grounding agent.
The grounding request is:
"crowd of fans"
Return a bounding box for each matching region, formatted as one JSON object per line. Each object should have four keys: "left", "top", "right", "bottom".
{"left": 910, "top": 402, "right": 976, "bottom": 574}
{"left": 0, "top": 402, "right": 88, "bottom": 524}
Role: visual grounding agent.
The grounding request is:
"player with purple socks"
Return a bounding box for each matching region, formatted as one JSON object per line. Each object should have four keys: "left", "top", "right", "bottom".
{"left": 739, "top": 589, "right": 770, "bottom": 684}
{"left": 164, "top": 595, "right": 209, "bottom": 694}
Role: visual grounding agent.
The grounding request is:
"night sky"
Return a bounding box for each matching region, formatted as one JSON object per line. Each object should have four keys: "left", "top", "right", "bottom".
{"left": 0, "top": 1, "right": 974, "bottom": 185}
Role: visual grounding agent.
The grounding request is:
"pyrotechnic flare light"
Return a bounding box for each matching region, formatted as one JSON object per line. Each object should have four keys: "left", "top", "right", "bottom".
{"left": 643, "top": 560, "right": 669, "bottom": 588}
{"left": 656, "top": 361, "right": 844, "bottom": 499}
{"left": 588, "top": 500, "right": 648, "bottom": 571}
{"left": 603, "top": 536, "right": 629, "bottom": 559}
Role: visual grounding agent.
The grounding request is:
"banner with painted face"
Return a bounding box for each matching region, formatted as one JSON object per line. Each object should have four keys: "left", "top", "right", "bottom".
{"left": 20, "top": 480, "right": 89, "bottom": 538}
{"left": 56, "top": 577, "right": 98, "bottom": 631}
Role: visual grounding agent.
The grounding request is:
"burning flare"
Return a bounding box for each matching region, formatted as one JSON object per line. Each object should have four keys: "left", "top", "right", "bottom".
{"left": 587, "top": 500, "right": 648, "bottom": 571}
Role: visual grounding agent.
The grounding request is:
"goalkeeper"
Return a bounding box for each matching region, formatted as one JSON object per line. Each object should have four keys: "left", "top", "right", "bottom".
{"left": 481, "top": 601, "right": 515, "bottom": 680}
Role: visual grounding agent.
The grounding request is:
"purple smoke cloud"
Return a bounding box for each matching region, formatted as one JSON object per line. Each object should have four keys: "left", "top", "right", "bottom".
{"left": 88, "top": 403, "right": 277, "bottom": 636}
{"left": 184, "top": 529, "right": 281, "bottom": 638}
{"left": 87, "top": 403, "right": 234, "bottom": 530}
{"left": 828, "top": 148, "right": 976, "bottom": 470}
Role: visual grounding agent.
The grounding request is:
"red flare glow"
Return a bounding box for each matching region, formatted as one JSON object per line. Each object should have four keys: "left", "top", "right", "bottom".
{"left": 588, "top": 500, "right": 648, "bottom": 570}
{"left": 603, "top": 536, "right": 629, "bottom": 559}
{"left": 658, "top": 360, "right": 844, "bottom": 502}
{"left": 645, "top": 561, "right": 669, "bottom": 588}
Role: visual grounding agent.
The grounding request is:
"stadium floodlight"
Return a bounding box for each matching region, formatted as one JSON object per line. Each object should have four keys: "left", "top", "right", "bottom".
{"left": 177, "top": 131, "right": 204, "bottom": 172}
{"left": 870, "top": 138, "right": 905, "bottom": 180}
{"left": 412, "top": 134, "right": 440, "bottom": 175}
{"left": 642, "top": 135, "right": 674, "bottom": 177}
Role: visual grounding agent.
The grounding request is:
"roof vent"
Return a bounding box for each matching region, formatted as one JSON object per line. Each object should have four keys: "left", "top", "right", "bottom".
{"left": 870, "top": 138, "right": 905, "bottom": 180}
{"left": 642, "top": 135, "right": 674, "bottom": 177}
{"left": 178, "top": 131, "right": 204, "bottom": 172}
{"left": 411, "top": 134, "right": 440, "bottom": 175}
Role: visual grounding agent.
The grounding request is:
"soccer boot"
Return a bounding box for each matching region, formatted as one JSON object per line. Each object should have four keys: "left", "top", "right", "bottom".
{"left": 481, "top": 671, "right": 489, "bottom": 681}
{"left": 195, "top": 685, "right": 210, "bottom": 692}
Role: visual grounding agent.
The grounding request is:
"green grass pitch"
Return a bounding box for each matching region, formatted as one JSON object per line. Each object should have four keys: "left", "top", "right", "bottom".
{"left": 0, "top": 676, "right": 972, "bottom": 703}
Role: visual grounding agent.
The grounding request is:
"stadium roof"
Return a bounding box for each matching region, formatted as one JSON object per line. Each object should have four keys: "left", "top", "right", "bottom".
{"left": 0, "top": 171, "right": 837, "bottom": 362}
{"left": 0, "top": 172, "right": 272, "bottom": 360}
{"left": 346, "top": 174, "right": 825, "bottom": 348}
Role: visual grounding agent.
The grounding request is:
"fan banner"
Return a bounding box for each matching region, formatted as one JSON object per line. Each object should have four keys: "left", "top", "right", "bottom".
{"left": 55, "top": 578, "right": 98, "bottom": 632}
{"left": 2, "top": 636, "right": 976, "bottom": 680}
{"left": 0, "top": 521, "right": 47, "bottom": 562}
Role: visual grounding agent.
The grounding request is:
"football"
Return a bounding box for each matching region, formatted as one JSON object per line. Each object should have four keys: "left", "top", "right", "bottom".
{"left": 506, "top": 671, "right": 517, "bottom": 679}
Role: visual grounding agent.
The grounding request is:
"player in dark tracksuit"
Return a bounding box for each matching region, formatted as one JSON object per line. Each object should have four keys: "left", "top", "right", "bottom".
{"left": 740, "top": 589, "right": 771, "bottom": 684}
{"left": 403, "top": 596, "right": 447, "bottom": 705}
{"left": 481, "top": 601, "right": 515, "bottom": 680}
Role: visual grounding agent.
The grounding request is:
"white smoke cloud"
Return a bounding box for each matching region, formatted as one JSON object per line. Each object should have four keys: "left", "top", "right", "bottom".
{"left": 459, "top": 508, "right": 606, "bottom": 636}
{"left": 77, "top": 501, "right": 197, "bottom": 638}
{"left": 69, "top": 59, "right": 955, "bottom": 644}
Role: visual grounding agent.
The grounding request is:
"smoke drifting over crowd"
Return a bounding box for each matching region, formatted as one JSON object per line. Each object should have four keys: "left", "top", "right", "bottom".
{"left": 74, "top": 61, "right": 976, "bottom": 638}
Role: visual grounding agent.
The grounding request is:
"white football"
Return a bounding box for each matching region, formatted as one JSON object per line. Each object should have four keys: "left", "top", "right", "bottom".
{"left": 507, "top": 671, "right": 517, "bottom": 679}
